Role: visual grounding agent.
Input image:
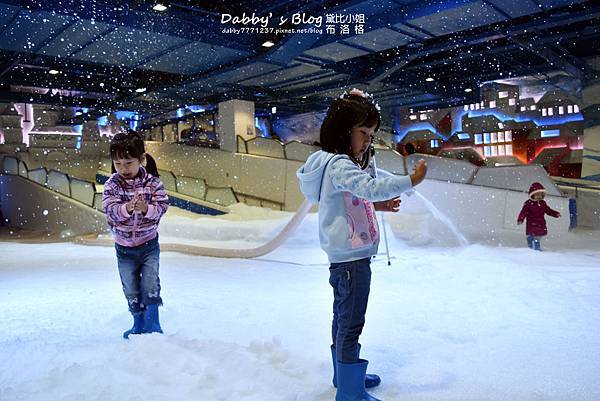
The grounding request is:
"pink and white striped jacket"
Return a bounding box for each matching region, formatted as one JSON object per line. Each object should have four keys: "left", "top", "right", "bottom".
{"left": 102, "top": 167, "right": 169, "bottom": 247}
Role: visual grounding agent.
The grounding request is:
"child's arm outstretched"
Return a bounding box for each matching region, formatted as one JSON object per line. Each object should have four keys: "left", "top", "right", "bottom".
{"left": 330, "top": 158, "right": 427, "bottom": 202}
{"left": 543, "top": 201, "right": 561, "bottom": 219}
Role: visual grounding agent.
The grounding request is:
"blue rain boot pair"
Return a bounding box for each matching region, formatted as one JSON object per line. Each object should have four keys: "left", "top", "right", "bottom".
{"left": 533, "top": 238, "right": 542, "bottom": 251}
{"left": 331, "top": 345, "right": 381, "bottom": 388}
{"left": 142, "top": 303, "right": 163, "bottom": 334}
{"left": 335, "top": 359, "right": 381, "bottom": 401}
{"left": 123, "top": 312, "right": 144, "bottom": 339}
{"left": 527, "top": 235, "right": 534, "bottom": 249}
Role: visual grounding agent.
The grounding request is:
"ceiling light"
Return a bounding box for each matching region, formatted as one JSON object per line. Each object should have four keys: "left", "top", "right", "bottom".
{"left": 464, "top": 88, "right": 473, "bottom": 93}
{"left": 135, "top": 87, "right": 147, "bottom": 93}
{"left": 153, "top": 3, "right": 167, "bottom": 11}
{"left": 262, "top": 41, "right": 275, "bottom": 48}
{"left": 425, "top": 77, "right": 434, "bottom": 82}
{"left": 271, "top": 106, "right": 277, "bottom": 114}
{"left": 49, "top": 69, "right": 59, "bottom": 75}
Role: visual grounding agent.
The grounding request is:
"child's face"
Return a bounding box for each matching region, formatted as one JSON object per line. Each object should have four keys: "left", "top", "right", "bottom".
{"left": 113, "top": 154, "right": 144, "bottom": 179}
{"left": 350, "top": 124, "right": 376, "bottom": 161}
{"left": 532, "top": 192, "right": 545, "bottom": 201}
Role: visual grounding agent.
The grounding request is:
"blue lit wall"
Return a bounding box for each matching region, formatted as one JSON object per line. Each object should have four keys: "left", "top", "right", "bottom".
{"left": 455, "top": 108, "right": 584, "bottom": 133}
{"left": 114, "top": 111, "right": 141, "bottom": 131}
{"left": 396, "top": 106, "right": 584, "bottom": 141}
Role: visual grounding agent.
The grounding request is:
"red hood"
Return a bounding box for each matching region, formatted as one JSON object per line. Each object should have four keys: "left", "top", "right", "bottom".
{"left": 528, "top": 182, "right": 546, "bottom": 199}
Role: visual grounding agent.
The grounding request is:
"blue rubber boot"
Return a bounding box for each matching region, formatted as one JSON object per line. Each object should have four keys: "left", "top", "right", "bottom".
{"left": 335, "top": 359, "right": 381, "bottom": 401}
{"left": 331, "top": 345, "right": 381, "bottom": 388}
{"left": 533, "top": 239, "right": 542, "bottom": 251}
{"left": 142, "top": 304, "right": 163, "bottom": 334}
{"left": 527, "top": 235, "right": 534, "bottom": 249}
{"left": 123, "top": 312, "right": 144, "bottom": 339}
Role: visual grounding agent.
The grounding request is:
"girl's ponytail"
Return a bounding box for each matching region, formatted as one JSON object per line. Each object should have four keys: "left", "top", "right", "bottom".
{"left": 144, "top": 154, "right": 160, "bottom": 177}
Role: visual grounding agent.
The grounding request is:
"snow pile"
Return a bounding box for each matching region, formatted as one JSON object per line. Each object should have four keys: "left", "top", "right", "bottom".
{"left": 1, "top": 205, "right": 600, "bottom": 400}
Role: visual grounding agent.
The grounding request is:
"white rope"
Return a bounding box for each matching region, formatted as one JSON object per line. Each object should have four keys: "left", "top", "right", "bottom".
{"left": 76, "top": 199, "right": 313, "bottom": 258}
{"left": 370, "top": 150, "right": 392, "bottom": 266}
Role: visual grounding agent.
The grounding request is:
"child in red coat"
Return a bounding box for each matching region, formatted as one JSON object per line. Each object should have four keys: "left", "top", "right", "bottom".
{"left": 517, "top": 182, "right": 561, "bottom": 251}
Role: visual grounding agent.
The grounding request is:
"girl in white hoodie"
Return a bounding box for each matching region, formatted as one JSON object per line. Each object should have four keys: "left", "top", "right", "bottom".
{"left": 297, "top": 89, "right": 427, "bottom": 401}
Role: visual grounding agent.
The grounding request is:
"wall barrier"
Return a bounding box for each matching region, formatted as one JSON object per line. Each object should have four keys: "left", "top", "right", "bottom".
{"left": 4, "top": 133, "right": 573, "bottom": 215}
{"left": 70, "top": 177, "right": 96, "bottom": 207}
{"left": 405, "top": 153, "right": 478, "bottom": 184}
{"left": 245, "top": 137, "right": 286, "bottom": 159}
{"left": 472, "top": 165, "right": 562, "bottom": 196}
{"left": 47, "top": 169, "right": 71, "bottom": 198}
{"left": 2, "top": 156, "right": 18, "bottom": 174}
{"left": 158, "top": 169, "right": 177, "bottom": 192}
{"left": 205, "top": 187, "right": 238, "bottom": 206}
{"left": 28, "top": 167, "right": 47, "bottom": 185}
{"left": 1, "top": 156, "right": 230, "bottom": 219}
{"left": 374, "top": 148, "right": 407, "bottom": 175}
{"left": 283, "top": 141, "right": 319, "bottom": 162}
{"left": 176, "top": 175, "right": 207, "bottom": 200}
{"left": 141, "top": 137, "right": 567, "bottom": 212}
{"left": 2, "top": 156, "right": 98, "bottom": 205}
{"left": 95, "top": 170, "right": 234, "bottom": 211}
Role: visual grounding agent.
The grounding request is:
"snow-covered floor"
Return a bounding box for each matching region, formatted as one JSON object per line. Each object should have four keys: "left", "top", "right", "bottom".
{"left": 1, "top": 205, "right": 600, "bottom": 401}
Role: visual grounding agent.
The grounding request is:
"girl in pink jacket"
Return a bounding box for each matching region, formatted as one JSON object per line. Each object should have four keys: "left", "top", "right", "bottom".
{"left": 102, "top": 131, "right": 169, "bottom": 338}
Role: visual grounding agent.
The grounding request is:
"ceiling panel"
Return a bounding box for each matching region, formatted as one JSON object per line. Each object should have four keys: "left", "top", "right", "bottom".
{"left": 408, "top": 1, "right": 506, "bottom": 36}
{"left": 239, "top": 63, "right": 324, "bottom": 86}
{"left": 304, "top": 42, "right": 370, "bottom": 62}
{"left": 0, "top": 3, "right": 19, "bottom": 30}
{"left": 39, "top": 20, "right": 113, "bottom": 58}
{"left": 0, "top": 10, "right": 74, "bottom": 53}
{"left": 343, "top": 28, "right": 413, "bottom": 52}
{"left": 276, "top": 73, "right": 351, "bottom": 91}
{"left": 186, "top": 62, "right": 282, "bottom": 89}
{"left": 143, "top": 41, "right": 249, "bottom": 75}
{"left": 536, "top": 0, "right": 587, "bottom": 9}
{"left": 71, "top": 27, "right": 188, "bottom": 67}
{"left": 485, "top": 0, "right": 542, "bottom": 18}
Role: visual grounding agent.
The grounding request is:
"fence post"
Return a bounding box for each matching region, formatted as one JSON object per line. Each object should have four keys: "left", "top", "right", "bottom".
{"left": 569, "top": 197, "right": 577, "bottom": 231}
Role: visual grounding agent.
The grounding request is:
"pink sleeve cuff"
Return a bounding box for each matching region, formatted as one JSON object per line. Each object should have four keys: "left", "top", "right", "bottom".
{"left": 119, "top": 203, "right": 131, "bottom": 218}
{"left": 145, "top": 204, "right": 159, "bottom": 220}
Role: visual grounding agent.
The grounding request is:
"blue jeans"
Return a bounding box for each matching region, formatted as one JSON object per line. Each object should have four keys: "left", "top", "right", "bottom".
{"left": 329, "top": 257, "right": 371, "bottom": 364}
{"left": 115, "top": 235, "right": 162, "bottom": 315}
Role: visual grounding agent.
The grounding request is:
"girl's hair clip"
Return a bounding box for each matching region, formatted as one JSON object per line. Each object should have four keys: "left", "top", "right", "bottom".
{"left": 340, "top": 88, "right": 381, "bottom": 111}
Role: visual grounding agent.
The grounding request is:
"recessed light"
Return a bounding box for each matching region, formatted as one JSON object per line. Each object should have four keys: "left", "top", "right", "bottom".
{"left": 262, "top": 41, "right": 275, "bottom": 48}
{"left": 271, "top": 106, "right": 277, "bottom": 114}
{"left": 153, "top": 3, "right": 167, "bottom": 11}
{"left": 425, "top": 77, "right": 434, "bottom": 82}
{"left": 49, "top": 69, "right": 59, "bottom": 75}
{"left": 464, "top": 88, "right": 473, "bottom": 93}
{"left": 135, "top": 87, "right": 147, "bottom": 93}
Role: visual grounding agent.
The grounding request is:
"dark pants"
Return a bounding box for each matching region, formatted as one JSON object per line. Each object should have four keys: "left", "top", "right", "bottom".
{"left": 329, "top": 257, "right": 371, "bottom": 364}
{"left": 115, "top": 235, "right": 162, "bottom": 315}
